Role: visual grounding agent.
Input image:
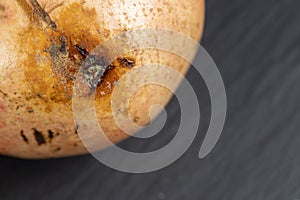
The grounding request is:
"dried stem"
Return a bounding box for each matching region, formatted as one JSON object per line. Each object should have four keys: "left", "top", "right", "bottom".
{"left": 16, "top": 0, "right": 57, "bottom": 30}
{"left": 29, "top": 0, "right": 57, "bottom": 29}
{"left": 16, "top": 0, "right": 39, "bottom": 23}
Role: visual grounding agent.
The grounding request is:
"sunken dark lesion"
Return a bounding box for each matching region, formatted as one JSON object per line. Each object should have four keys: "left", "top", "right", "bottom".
{"left": 75, "top": 124, "right": 79, "bottom": 134}
{"left": 20, "top": 129, "right": 63, "bottom": 151}
{"left": 46, "top": 35, "right": 81, "bottom": 82}
{"left": 74, "top": 45, "right": 89, "bottom": 58}
{"left": 118, "top": 57, "right": 135, "bottom": 68}
{"left": 48, "top": 130, "right": 54, "bottom": 141}
{"left": 20, "top": 130, "right": 29, "bottom": 144}
{"left": 0, "top": 90, "right": 8, "bottom": 97}
{"left": 32, "top": 128, "right": 46, "bottom": 145}
{"left": 26, "top": 128, "right": 60, "bottom": 145}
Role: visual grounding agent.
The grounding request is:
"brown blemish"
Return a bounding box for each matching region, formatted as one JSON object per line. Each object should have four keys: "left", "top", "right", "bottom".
{"left": 27, "top": 107, "right": 34, "bottom": 113}
{"left": 74, "top": 45, "right": 89, "bottom": 58}
{"left": 48, "top": 130, "right": 54, "bottom": 141}
{"left": 75, "top": 124, "right": 79, "bottom": 134}
{"left": 20, "top": 130, "right": 29, "bottom": 144}
{"left": 118, "top": 57, "right": 136, "bottom": 68}
{"left": 53, "top": 147, "right": 61, "bottom": 152}
{"left": 133, "top": 117, "right": 140, "bottom": 123}
{"left": 17, "top": 3, "right": 101, "bottom": 104}
{"left": 0, "top": 90, "right": 8, "bottom": 97}
{"left": 17, "top": 2, "right": 136, "bottom": 106}
{"left": 44, "top": 105, "right": 52, "bottom": 113}
{"left": 94, "top": 56, "right": 136, "bottom": 99}
{"left": 33, "top": 128, "right": 46, "bottom": 145}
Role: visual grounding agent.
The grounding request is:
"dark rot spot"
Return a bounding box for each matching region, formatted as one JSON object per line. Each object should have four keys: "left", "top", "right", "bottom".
{"left": 74, "top": 45, "right": 89, "bottom": 58}
{"left": 20, "top": 130, "right": 29, "bottom": 144}
{"left": 48, "top": 130, "right": 55, "bottom": 141}
{"left": 32, "top": 128, "right": 46, "bottom": 145}
{"left": 0, "top": 90, "right": 8, "bottom": 97}
{"left": 118, "top": 57, "right": 135, "bottom": 68}
{"left": 133, "top": 117, "right": 140, "bottom": 123}
{"left": 75, "top": 124, "right": 79, "bottom": 134}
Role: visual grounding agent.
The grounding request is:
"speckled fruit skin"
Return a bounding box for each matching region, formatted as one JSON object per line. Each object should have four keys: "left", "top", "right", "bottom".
{"left": 0, "top": 0, "right": 205, "bottom": 158}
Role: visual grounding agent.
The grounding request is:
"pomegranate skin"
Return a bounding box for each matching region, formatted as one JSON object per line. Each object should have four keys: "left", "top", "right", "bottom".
{"left": 0, "top": 0, "right": 205, "bottom": 158}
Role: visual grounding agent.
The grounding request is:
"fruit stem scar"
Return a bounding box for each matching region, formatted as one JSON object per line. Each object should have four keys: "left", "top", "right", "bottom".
{"left": 29, "top": 0, "right": 57, "bottom": 29}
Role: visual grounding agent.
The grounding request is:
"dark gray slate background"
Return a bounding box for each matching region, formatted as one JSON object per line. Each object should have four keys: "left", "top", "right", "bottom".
{"left": 1, "top": 0, "right": 300, "bottom": 199}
